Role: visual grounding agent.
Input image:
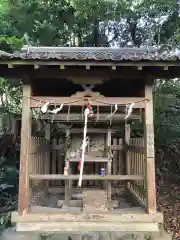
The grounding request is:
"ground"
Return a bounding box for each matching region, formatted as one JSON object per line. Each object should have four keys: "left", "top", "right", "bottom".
{"left": 157, "top": 182, "right": 180, "bottom": 240}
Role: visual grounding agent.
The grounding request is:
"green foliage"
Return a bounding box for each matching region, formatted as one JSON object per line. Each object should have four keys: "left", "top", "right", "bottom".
{"left": 0, "top": 0, "right": 179, "bottom": 48}
{"left": 153, "top": 79, "right": 180, "bottom": 177}
{"left": 0, "top": 36, "right": 24, "bottom": 52}
{"left": 0, "top": 77, "right": 22, "bottom": 117}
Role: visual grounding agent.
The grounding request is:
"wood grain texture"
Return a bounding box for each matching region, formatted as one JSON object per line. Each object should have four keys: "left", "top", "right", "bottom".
{"left": 15, "top": 222, "right": 159, "bottom": 232}
{"left": 144, "top": 82, "right": 156, "bottom": 214}
{"left": 29, "top": 174, "right": 144, "bottom": 180}
{"left": 18, "top": 81, "right": 32, "bottom": 214}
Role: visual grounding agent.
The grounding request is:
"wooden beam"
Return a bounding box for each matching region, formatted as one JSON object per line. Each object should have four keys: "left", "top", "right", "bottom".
{"left": 29, "top": 174, "right": 144, "bottom": 180}
{"left": 111, "top": 145, "right": 124, "bottom": 151}
{"left": 34, "top": 64, "right": 39, "bottom": 69}
{"left": 56, "top": 199, "right": 119, "bottom": 208}
{"left": 111, "top": 144, "right": 145, "bottom": 153}
{"left": 68, "top": 156, "right": 109, "bottom": 162}
{"left": 54, "top": 128, "right": 118, "bottom": 134}
{"left": 11, "top": 211, "right": 163, "bottom": 223}
{"left": 137, "top": 66, "right": 142, "bottom": 70}
{"left": 30, "top": 143, "right": 50, "bottom": 153}
{"left": 40, "top": 113, "right": 141, "bottom": 121}
{"left": 8, "top": 63, "right": 13, "bottom": 68}
{"left": 18, "top": 80, "right": 32, "bottom": 214}
{"left": 33, "top": 68, "right": 145, "bottom": 79}
{"left": 15, "top": 222, "right": 159, "bottom": 232}
{"left": 144, "top": 80, "right": 156, "bottom": 214}
{"left": 0, "top": 67, "right": 148, "bottom": 80}
{"left": 1, "top": 65, "right": 180, "bottom": 79}
{"left": 60, "top": 65, "right": 65, "bottom": 70}
{"left": 30, "top": 97, "right": 145, "bottom": 108}
{"left": 1, "top": 59, "right": 180, "bottom": 67}
{"left": 127, "top": 145, "right": 145, "bottom": 154}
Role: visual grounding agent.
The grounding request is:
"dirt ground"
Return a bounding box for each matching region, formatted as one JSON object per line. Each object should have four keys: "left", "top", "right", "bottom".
{"left": 157, "top": 183, "right": 180, "bottom": 240}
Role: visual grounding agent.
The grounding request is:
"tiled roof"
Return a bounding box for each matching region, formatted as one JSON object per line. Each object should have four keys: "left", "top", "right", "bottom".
{"left": 0, "top": 46, "right": 180, "bottom": 61}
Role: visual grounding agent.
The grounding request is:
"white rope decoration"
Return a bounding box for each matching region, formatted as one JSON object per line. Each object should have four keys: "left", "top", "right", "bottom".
{"left": 105, "top": 104, "right": 118, "bottom": 119}
{"left": 124, "top": 102, "right": 135, "bottom": 120}
{"left": 48, "top": 104, "right": 64, "bottom": 114}
{"left": 41, "top": 102, "right": 49, "bottom": 113}
{"left": 41, "top": 102, "right": 64, "bottom": 114}
{"left": 78, "top": 107, "right": 90, "bottom": 187}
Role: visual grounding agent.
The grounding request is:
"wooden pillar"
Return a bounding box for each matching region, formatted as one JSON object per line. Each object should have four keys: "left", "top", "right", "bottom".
{"left": 18, "top": 81, "right": 32, "bottom": 214}
{"left": 125, "top": 124, "right": 130, "bottom": 188}
{"left": 144, "top": 81, "right": 157, "bottom": 214}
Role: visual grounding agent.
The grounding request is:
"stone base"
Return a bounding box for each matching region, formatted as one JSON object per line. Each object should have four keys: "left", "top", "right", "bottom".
{"left": 0, "top": 229, "right": 172, "bottom": 240}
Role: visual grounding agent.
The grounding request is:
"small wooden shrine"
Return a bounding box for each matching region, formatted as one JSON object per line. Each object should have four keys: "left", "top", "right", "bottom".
{"left": 0, "top": 46, "right": 179, "bottom": 235}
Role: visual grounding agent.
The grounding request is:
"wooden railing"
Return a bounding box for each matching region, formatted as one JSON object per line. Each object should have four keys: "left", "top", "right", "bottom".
{"left": 28, "top": 136, "right": 146, "bottom": 208}
{"left": 29, "top": 137, "right": 50, "bottom": 175}
{"left": 50, "top": 136, "right": 125, "bottom": 187}
{"left": 28, "top": 137, "right": 50, "bottom": 206}
{"left": 127, "top": 137, "right": 146, "bottom": 206}
{"left": 51, "top": 138, "right": 65, "bottom": 185}
{"left": 111, "top": 138, "right": 124, "bottom": 175}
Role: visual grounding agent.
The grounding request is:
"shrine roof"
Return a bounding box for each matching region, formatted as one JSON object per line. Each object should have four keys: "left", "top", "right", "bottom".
{"left": 0, "top": 46, "right": 180, "bottom": 61}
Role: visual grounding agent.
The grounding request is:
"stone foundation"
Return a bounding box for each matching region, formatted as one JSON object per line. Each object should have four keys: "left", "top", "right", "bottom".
{"left": 0, "top": 228, "right": 172, "bottom": 240}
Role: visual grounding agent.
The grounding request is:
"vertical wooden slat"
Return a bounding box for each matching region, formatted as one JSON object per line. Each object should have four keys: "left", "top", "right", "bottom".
{"left": 52, "top": 138, "right": 56, "bottom": 185}
{"left": 42, "top": 139, "right": 45, "bottom": 173}
{"left": 136, "top": 139, "right": 139, "bottom": 188}
{"left": 30, "top": 138, "right": 33, "bottom": 174}
{"left": 37, "top": 138, "right": 40, "bottom": 194}
{"left": 36, "top": 137, "right": 38, "bottom": 174}
{"left": 35, "top": 137, "right": 38, "bottom": 174}
{"left": 125, "top": 124, "right": 130, "bottom": 188}
{"left": 45, "top": 124, "right": 50, "bottom": 188}
{"left": 119, "top": 138, "right": 123, "bottom": 174}
{"left": 29, "top": 137, "right": 33, "bottom": 206}
{"left": 142, "top": 138, "right": 146, "bottom": 201}
{"left": 18, "top": 82, "right": 32, "bottom": 214}
{"left": 39, "top": 138, "right": 42, "bottom": 191}
{"left": 131, "top": 138, "right": 134, "bottom": 192}
{"left": 29, "top": 138, "right": 32, "bottom": 174}
{"left": 65, "top": 128, "right": 71, "bottom": 206}
{"left": 107, "top": 127, "right": 112, "bottom": 207}
{"left": 144, "top": 82, "right": 156, "bottom": 214}
{"left": 139, "top": 138, "right": 142, "bottom": 177}
{"left": 58, "top": 150, "right": 63, "bottom": 186}
{"left": 37, "top": 138, "right": 40, "bottom": 174}
{"left": 40, "top": 138, "right": 42, "bottom": 174}
{"left": 134, "top": 139, "right": 137, "bottom": 191}
{"left": 113, "top": 138, "right": 117, "bottom": 175}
